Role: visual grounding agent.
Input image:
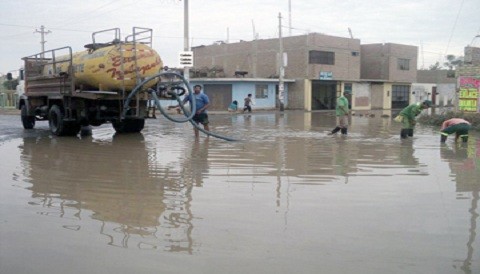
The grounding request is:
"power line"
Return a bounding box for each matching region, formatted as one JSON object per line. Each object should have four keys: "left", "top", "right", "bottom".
{"left": 50, "top": 0, "right": 119, "bottom": 27}
{"left": 0, "top": 23, "right": 36, "bottom": 29}
{"left": 0, "top": 31, "right": 34, "bottom": 39}
{"left": 444, "top": 0, "right": 465, "bottom": 55}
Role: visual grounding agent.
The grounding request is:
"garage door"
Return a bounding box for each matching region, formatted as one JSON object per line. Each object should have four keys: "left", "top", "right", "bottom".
{"left": 203, "top": 84, "right": 233, "bottom": 111}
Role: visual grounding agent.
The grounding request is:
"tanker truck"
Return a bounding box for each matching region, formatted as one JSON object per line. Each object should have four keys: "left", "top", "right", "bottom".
{"left": 18, "top": 27, "right": 163, "bottom": 136}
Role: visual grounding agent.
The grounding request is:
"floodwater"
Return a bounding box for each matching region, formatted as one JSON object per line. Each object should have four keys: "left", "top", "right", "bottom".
{"left": 0, "top": 110, "right": 479, "bottom": 274}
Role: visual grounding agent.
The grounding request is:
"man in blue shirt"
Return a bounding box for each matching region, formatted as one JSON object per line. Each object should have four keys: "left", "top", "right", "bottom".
{"left": 182, "top": 85, "right": 210, "bottom": 138}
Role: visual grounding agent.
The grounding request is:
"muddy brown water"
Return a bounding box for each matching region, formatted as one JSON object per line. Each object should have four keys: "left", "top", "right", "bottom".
{"left": 0, "top": 111, "right": 479, "bottom": 273}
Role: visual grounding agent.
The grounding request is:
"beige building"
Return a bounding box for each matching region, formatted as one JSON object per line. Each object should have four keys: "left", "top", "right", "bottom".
{"left": 192, "top": 35, "right": 418, "bottom": 111}
{"left": 360, "top": 43, "right": 418, "bottom": 109}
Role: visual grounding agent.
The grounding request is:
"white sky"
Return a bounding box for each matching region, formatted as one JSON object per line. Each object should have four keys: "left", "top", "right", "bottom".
{"left": 0, "top": 0, "right": 479, "bottom": 75}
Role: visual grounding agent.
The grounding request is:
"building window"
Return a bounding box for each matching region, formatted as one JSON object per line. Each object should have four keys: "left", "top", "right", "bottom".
{"left": 309, "top": 50, "right": 335, "bottom": 65}
{"left": 447, "top": 70, "right": 455, "bottom": 78}
{"left": 255, "top": 84, "right": 268, "bottom": 99}
{"left": 344, "top": 83, "right": 352, "bottom": 94}
{"left": 351, "top": 51, "right": 360, "bottom": 56}
{"left": 392, "top": 85, "right": 410, "bottom": 109}
{"left": 397, "top": 58, "right": 410, "bottom": 70}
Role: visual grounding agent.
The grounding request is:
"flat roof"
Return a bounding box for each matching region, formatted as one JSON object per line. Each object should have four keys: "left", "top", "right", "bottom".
{"left": 189, "top": 78, "right": 296, "bottom": 83}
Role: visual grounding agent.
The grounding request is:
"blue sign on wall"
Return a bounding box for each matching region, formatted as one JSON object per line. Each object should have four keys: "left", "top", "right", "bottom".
{"left": 319, "top": 71, "right": 333, "bottom": 80}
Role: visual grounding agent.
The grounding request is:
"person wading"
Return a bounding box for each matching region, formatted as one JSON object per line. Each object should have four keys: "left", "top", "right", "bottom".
{"left": 328, "top": 91, "right": 350, "bottom": 135}
{"left": 177, "top": 85, "right": 210, "bottom": 138}
{"left": 243, "top": 94, "right": 253, "bottom": 113}
{"left": 394, "top": 100, "right": 432, "bottom": 139}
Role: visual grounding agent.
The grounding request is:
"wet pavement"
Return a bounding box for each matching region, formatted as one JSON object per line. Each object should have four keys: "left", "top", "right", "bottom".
{"left": 0, "top": 110, "right": 479, "bottom": 274}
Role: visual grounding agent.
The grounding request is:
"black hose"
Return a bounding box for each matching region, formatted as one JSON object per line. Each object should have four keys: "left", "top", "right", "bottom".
{"left": 123, "top": 71, "right": 239, "bottom": 141}
{"left": 151, "top": 92, "right": 239, "bottom": 142}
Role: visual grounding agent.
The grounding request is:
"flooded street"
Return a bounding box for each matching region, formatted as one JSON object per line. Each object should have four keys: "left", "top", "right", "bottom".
{"left": 0, "top": 110, "right": 479, "bottom": 274}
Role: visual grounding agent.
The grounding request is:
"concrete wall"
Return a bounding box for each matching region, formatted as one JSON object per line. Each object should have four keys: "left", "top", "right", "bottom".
{"left": 303, "top": 79, "right": 312, "bottom": 111}
{"left": 370, "top": 83, "right": 385, "bottom": 109}
{"left": 437, "top": 84, "right": 457, "bottom": 106}
{"left": 464, "top": 46, "right": 480, "bottom": 65}
{"left": 193, "top": 33, "right": 361, "bottom": 81}
{"left": 383, "top": 83, "right": 393, "bottom": 109}
{"left": 417, "top": 70, "right": 456, "bottom": 84}
{"left": 351, "top": 83, "right": 371, "bottom": 110}
{"left": 457, "top": 65, "right": 480, "bottom": 77}
{"left": 411, "top": 84, "right": 434, "bottom": 104}
{"left": 361, "top": 43, "right": 417, "bottom": 82}
{"left": 412, "top": 82, "right": 456, "bottom": 107}
{"left": 307, "top": 33, "right": 361, "bottom": 81}
{"left": 386, "top": 43, "right": 417, "bottom": 82}
{"left": 361, "top": 44, "right": 387, "bottom": 80}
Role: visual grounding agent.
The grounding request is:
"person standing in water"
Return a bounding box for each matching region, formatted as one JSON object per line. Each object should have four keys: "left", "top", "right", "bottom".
{"left": 328, "top": 91, "right": 350, "bottom": 135}
{"left": 394, "top": 100, "right": 432, "bottom": 139}
{"left": 243, "top": 94, "right": 253, "bottom": 113}
{"left": 179, "top": 85, "right": 210, "bottom": 138}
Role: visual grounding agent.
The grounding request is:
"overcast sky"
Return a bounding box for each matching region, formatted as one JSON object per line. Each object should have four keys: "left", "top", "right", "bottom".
{"left": 0, "top": 0, "right": 479, "bottom": 75}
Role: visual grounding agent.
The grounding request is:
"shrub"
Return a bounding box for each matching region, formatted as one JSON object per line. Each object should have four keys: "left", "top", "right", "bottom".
{"left": 417, "top": 111, "right": 480, "bottom": 131}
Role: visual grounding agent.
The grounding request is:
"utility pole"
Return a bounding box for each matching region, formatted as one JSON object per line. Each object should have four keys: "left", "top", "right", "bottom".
{"left": 278, "top": 13, "right": 285, "bottom": 111}
{"left": 34, "top": 25, "right": 51, "bottom": 58}
{"left": 252, "top": 20, "right": 257, "bottom": 77}
{"left": 183, "top": 0, "right": 190, "bottom": 81}
{"left": 288, "top": 0, "right": 292, "bottom": 36}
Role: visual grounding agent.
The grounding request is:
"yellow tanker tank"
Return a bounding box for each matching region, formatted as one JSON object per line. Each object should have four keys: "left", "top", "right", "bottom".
{"left": 46, "top": 43, "right": 162, "bottom": 91}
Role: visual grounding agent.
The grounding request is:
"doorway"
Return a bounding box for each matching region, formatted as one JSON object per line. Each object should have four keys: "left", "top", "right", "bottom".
{"left": 311, "top": 81, "right": 337, "bottom": 110}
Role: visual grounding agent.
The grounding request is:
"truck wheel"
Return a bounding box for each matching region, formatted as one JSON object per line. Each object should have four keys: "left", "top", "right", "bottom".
{"left": 49, "top": 105, "right": 65, "bottom": 135}
{"left": 112, "top": 118, "right": 145, "bottom": 133}
{"left": 49, "top": 105, "right": 80, "bottom": 136}
{"left": 21, "top": 105, "right": 35, "bottom": 129}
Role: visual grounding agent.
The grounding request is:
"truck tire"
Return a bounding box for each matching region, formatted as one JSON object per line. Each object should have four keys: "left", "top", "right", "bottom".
{"left": 112, "top": 118, "right": 145, "bottom": 133}
{"left": 21, "top": 105, "right": 35, "bottom": 129}
{"left": 49, "top": 105, "right": 80, "bottom": 136}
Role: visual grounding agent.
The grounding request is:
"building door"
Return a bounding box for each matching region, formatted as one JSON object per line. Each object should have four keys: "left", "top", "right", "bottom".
{"left": 203, "top": 84, "right": 232, "bottom": 111}
{"left": 371, "top": 83, "right": 384, "bottom": 109}
{"left": 311, "top": 80, "right": 337, "bottom": 110}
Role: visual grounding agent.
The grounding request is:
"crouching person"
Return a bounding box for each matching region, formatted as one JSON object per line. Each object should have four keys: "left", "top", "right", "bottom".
{"left": 440, "top": 118, "right": 471, "bottom": 143}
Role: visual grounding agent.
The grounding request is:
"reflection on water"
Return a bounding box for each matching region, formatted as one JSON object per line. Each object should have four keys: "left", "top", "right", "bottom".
{"left": 440, "top": 141, "right": 480, "bottom": 273}
{"left": 2, "top": 110, "right": 479, "bottom": 273}
{"left": 20, "top": 133, "right": 196, "bottom": 252}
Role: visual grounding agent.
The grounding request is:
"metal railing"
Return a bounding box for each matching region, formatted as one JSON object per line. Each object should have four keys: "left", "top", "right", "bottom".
{"left": 0, "top": 90, "right": 18, "bottom": 108}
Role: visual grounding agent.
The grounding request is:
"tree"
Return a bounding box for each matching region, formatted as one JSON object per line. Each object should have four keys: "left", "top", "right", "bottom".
{"left": 428, "top": 62, "right": 442, "bottom": 70}
{"left": 444, "top": 55, "right": 464, "bottom": 70}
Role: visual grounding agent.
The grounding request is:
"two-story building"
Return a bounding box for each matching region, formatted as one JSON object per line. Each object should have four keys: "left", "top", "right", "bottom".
{"left": 192, "top": 34, "right": 418, "bottom": 111}
{"left": 360, "top": 43, "right": 418, "bottom": 109}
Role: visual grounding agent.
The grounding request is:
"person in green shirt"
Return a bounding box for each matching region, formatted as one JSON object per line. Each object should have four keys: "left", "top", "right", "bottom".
{"left": 394, "top": 100, "right": 432, "bottom": 139}
{"left": 328, "top": 91, "right": 350, "bottom": 135}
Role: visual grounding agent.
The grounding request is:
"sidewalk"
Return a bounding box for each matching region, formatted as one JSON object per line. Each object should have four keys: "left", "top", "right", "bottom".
{"left": 0, "top": 108, "right": 19, "bottom": 115}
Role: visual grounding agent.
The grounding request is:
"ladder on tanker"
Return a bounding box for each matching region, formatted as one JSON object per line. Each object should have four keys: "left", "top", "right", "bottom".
{"left": 90, "top": 27, "right": 155, "bottom": 117}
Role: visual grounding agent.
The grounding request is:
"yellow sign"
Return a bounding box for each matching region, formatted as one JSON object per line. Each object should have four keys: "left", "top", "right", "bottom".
{"left": 459, "top": 88, "right": 479, "bottom": 112}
